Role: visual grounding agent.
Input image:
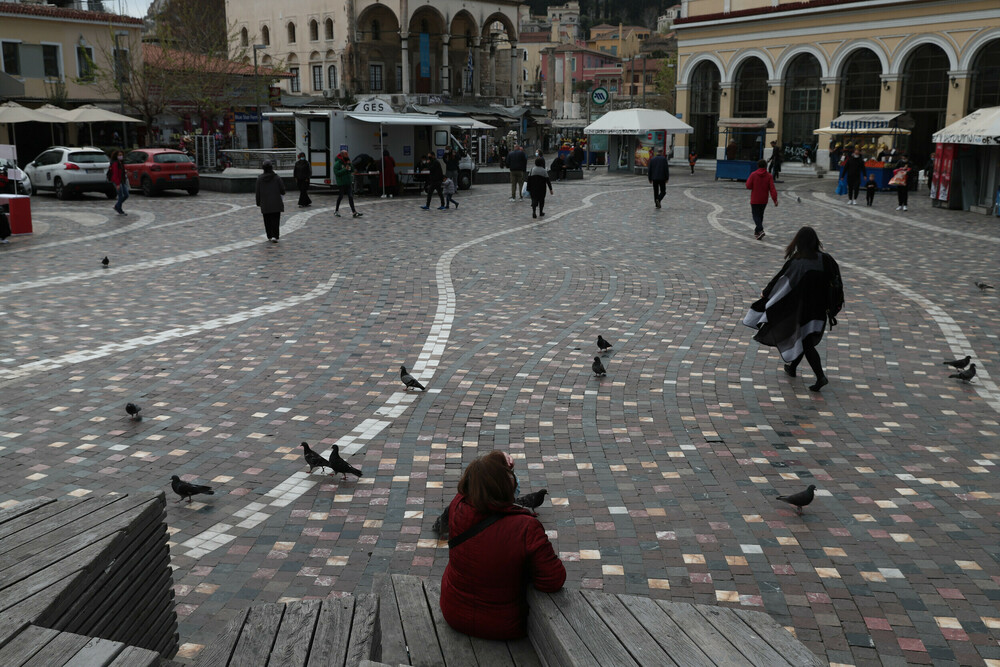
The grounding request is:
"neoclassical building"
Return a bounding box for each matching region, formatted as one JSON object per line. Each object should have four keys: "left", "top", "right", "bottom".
{"left": 225, "top": 0, "right": 522, "bottom": 102}
{"left": 674, "top": 0, "right": 1000, "bottom": 166}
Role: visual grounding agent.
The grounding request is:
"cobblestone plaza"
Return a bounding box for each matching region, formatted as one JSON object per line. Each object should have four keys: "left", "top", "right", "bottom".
{"left": 1, "top": 172, "right": 998, "bottom": 666}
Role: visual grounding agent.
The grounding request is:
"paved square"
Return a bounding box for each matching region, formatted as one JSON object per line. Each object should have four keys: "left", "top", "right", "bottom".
{"left": 1, "top": 171, "right": 998, "bottom": 665}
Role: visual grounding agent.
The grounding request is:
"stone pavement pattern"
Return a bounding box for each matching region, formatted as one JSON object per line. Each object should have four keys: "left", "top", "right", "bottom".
{"left": 1, "top": 172, "right": 998, "bottom": 667}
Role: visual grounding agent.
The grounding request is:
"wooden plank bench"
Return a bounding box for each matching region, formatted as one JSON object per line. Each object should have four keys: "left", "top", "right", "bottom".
{"left": 194, "top": 594, "right": 380, "bottom": 667}
{"left": 526, "top": 588, "right": 824, "bottom": 667}
{"left": 0, "top": 617, "right": 162, "bottom": 666}
{"left": 0, "top": 493, "right": 178, "bottom": 659}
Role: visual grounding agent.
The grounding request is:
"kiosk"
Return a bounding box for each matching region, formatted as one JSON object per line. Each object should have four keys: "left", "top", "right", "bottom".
{"left": 715, "top": 118, "right": 773, "bottom": 181}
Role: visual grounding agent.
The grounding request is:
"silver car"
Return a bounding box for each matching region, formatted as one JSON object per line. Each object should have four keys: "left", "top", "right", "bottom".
{"left": 0, "top": 157, "right": 31, "bottom": 196}
{"left": 24, "top": 146, "right": 115, "bottom": 200}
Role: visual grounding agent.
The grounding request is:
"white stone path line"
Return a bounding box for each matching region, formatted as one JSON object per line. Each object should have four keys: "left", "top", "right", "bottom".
{"left": 4, "top": 207, "right": 323, "bottom": 293}
{"left": 0, "top": 272, "right": 341, "bottom": 388}
{"left": 178, "top": 191, "right": 607, "bottom": 560}
{"left": 685, "top": 188, "right": 1000, "bottom": 415}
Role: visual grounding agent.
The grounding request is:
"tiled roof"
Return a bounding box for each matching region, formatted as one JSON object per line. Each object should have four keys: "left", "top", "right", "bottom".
{"left": 143, "top": 44, "right": 291, "bottom": 77}
{"left": 0, "top": 1, "right": 142, "bottom": 25}
{"left": 675, "top": 0, "right": 856, "bottom": 24}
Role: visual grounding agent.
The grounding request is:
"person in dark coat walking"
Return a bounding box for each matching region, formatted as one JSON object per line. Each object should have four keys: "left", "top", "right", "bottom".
{"left": 378, "top": 149, "right": 397, "bottom": 198}
{"left": 293, "top": 152, "right": 311, "bottom": 207}
{"left": 745, "top": 159, "right": 777, "bottom": 239}
{"left": 768, "top": 141, "right": 783, "bottom": 182}
{"left": 444, "top": 148, "right": 460, "bottom": 186}
{"left": 255, "top": 159, "right": 285, "bottom": 242}
{"left": 506, "top": 145, "right": 527, "bottom": 201}
{"left": 842, "top": 146, "right": 866, "bottom": 205}
{"left": 647, "top": 149, "right": 669, "bottom": 208}
{"left": 109, "top": 150, "right": 128, "bottom": 215}
{"left": 420, "top": 153, "right": 446, "bottom": 210}
{"left": 526, "top": 157, "right": 553, "bottom": 218}
{"left": 743, "top": 226, "right": 842, "bottom": 392}
{"left": 440, "top": 451, "right": 565, "bottom": 640}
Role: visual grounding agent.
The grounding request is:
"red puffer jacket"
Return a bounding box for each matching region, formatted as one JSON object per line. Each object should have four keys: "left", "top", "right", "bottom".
{"left": 440, "top": 493, "right": 566, "bottom": 640}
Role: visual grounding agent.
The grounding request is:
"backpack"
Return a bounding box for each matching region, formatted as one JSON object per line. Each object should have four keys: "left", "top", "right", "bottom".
{"left": 106, "top": 166, "right": 114, "bottom": 182}
{"left": 823, "top": 253, "right": 844, "bottom": 327}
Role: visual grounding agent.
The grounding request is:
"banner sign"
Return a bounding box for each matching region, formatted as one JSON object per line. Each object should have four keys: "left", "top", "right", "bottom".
{"left": 419, "top": 33, "right": 430, "bottom": 78}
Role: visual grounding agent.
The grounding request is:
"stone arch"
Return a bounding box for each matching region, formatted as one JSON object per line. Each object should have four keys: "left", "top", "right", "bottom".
{"left": 679, "top": 52, "right": 725, "bottom": 86}
{"left": 409, "top": 5, "right": 447, "bottom": 35}
{"left": 309, "top": 19, "right": 319, "bottom": 42}
{"left": 325, "top": 49, "right": 336, "bottom": 60}
{"left": 449, "top": 9, "right": 479, "bottom": 95}
{"left": 890, "top": 34, "right": 958, "bottom": 75}
{"left": 726, "top": 48, "right": 774, "bottom": 84}
{"left": 261, "top": 25, "right": 270, "bottom": 46}
{"left": 324, "top": 18, "right": 334, "bottom": 41}
{"left": 958, "top": 27, "right": 1000, "bottom": 70}
{"left": 830, "top": 39, "right": 889, "bottom": 78}
{"left": 240, "top": 27, "right": 248, "bottom": 47}
{"left": 261, "top": 54, "right": 272, "bottom": 66}
{"left": 287, "top": 22, "right": 297, "bottom": 44}
{"left": 838, "top": 48, "right": 883, "bottom": 112}
{"left": 309, "top": 50, "right": 321, "bottom": 62}
{"left": 450, "top": 9, "right": 479, "bottom": 44}
{"left": 481, "top": 11, "right": 517, "bottom": 42}
{"left": 409, "top": 5, "right": 448, "bottom": 94}
{"left": 286, "top": 53, "right": 298, "bottom": 64}
{"left": 356, "top": 5, "right": 401, "bottom": 93}
{"left": 357, "top": 4, "right": 400, "bottom": 40}
{"left": 968, "top": 36, "right": 1000, "bottom": 110}
{"left": 775, "top": 44, "right": 828, "bottom": 80}
{"left": 687, "top": 59, "right": 721, "bottom": 159}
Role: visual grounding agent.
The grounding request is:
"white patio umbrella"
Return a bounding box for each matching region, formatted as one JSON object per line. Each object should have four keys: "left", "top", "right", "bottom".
{"left": 35, "top": 104, "right": 75, "bottom": 145}
{"left": 64, "top": 104, "right": 141, "bottom": 145}
{"left": 583, "top": 108, "right": 693, "bottom": 135}
{"left": 0, "top": 101, "right": 70, "bottom": 150}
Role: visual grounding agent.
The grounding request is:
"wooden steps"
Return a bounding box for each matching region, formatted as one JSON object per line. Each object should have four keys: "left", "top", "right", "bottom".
{"left": 0, "top": 614, "right": 162, "bottom": 666}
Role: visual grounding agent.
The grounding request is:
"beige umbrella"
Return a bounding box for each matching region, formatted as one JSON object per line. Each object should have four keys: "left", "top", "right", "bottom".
{"left": 0, "top": 101, "right": 70, "bottom": 149}
{"left": 34, "top": 104, "right": 74, "bottom": 145}
{"left": 64, "top": 104, "right": 141, "bottom": 145}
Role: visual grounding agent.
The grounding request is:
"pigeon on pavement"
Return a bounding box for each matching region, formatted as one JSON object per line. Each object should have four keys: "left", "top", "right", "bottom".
{"left": 515, "top": 489, "right": 548, "bottom": 510}
{"left": 125, "top": 402, "right": 141, "bottom": 420}
{"left": 975, "top": 281, "right": 994, "bottom": 291}
{"left": 400, "top": 365, "right": 426, "bottom": 391}
{"left": 330, "top": 444, "right": 363, "bottom": 481}
{"left": 949, "top": 364, "right": 977, "bottom": 383}
{"left": 592, "top": 356, "right": 607, "bottom": 377}
{"left": 796, "top": 196, "right": 801, "bottom": 203}
{"left": 432, "top": 506, "right": 450, "bottom": 537}
{"left": 301, "top": 441, "right": 333, "bottom": 475}
{"left": 776, "top": 484, "right": 816, "bottom": 515}
{"left": 170, "top": 475, "right": 214, "bottom": 503}
{"left": 597, "top": 335, "right": 613, "bottom": 352}
{"left": 942, "top": 355, "right": 971, "bottom": 370}
{"left": 101, "top": 256, "right": 109, "bottom": 267}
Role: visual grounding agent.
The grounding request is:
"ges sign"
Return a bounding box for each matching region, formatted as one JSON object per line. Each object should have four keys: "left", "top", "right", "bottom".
{"left": 359, "top": 99, "right": 389, "bottom": 113}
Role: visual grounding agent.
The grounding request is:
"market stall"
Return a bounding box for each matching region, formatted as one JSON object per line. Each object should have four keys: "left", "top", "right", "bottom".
{"left": 931, "top": 106, "right": 1000, "bottom": 214}
{"left": 816, "top": 126, "right": 913, "bottom": 190}
{"left": 583, "top": 108, "right": 693, "bottom": 174}
{"left": 715, "top": 118, "right": 773, "bottom": 181}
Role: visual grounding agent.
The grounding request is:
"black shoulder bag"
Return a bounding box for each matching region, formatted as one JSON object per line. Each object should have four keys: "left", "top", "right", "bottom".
{"left": 448, "top": 514, "right": 506, "bottom": 549}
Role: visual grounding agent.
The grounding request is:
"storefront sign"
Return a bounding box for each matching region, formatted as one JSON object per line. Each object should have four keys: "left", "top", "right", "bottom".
{"left": 635, "top": 130, "right": 665, "bottom": 168}
{"left": 234, "top": 111, "right": 260, "bottom": 123}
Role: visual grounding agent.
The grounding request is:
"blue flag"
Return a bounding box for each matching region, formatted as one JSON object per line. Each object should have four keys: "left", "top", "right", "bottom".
{"left": 419, "top": 33, "right": 430, "bottom": 78}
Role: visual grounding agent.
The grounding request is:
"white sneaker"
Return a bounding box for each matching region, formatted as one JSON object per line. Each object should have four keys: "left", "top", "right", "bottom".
{"left": 509, "top": 197, "right": 515, "bottom": 202}
{"left": 895, "top": 206, "right": 902, "bottom": 210}
{"left": 902, "top": 205, "right": 907, "bottom": 211}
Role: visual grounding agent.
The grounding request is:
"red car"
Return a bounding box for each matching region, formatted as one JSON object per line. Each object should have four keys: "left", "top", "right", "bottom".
{"left": 124, "top": 148, "right": 199, "bottom": 196}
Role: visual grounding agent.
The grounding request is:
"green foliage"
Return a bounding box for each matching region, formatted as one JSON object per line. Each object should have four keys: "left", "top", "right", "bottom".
{"left": 653, "top": 52, "right": 677, "bottom": 111}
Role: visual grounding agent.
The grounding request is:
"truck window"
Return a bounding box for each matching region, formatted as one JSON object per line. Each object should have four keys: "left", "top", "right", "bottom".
{"left": 434, "top": 130, "right": 449, "bottom": 147}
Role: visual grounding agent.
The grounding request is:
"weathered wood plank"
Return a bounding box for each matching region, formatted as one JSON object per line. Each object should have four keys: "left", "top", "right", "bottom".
{"left": 391, "top": 574, "right": 444, "bottom": 667}
{"left": 422, "top": 580, "right": 478, "bottom": 667}
{"left": 657, "top": 601, "right": 753, "bottom": 667}
{"left": 505, "top": 638, "right": 541, "bottom": 667}
{"left": 85, "top": 546, "right": 170, "bottom": 642}
{"left": 229, "top": 604, "right": 284, "bottom": 666}
{"left": 374, "top": 574, "right": 409, "bottom": 666}
{"left": 553, "top": 589, "right": 639, "bottom": 667}
{"left": 20, "top": 629, "right": 92, "bottom": 667}
{"left": 306, "top": 597, "right": 353, "bottom": 667}
{"left": 268, "top": 600, "right": 321, "bottom": 667}
{"left": 105, "top": 645, "right": 161, "bottom": 667}
{"left": 62, "top": 636, "right": 125, "bottom": 667}
{"left": 0, "top": 498, "right": 86, "bottom": 545}
{"left": 0, "top": 625, "right": 59, "bottom": 665}
{"left": 525, "top": 588, "right": 595, "bottom": 667}
{"left": 0, "top": 498, "right": 57, "bottom": 527}
{"left": 0, "top": 616, "right": 30, "bottom": 651}
{"left": 619, "top": 596, "right": 715, "bottom": 667}
{"left": 346, "top": 594, "right": 380, "bottom": 666}
{"left": 696, "top": 606, "right": 793, "bottom": 667}
{"left": 117, "top": 578, "right": 174, "bottom": 653}
{"left": 731, "top": 609, "right": 824, "bottom": 667}
{"left": 469, "top": 636, "right": 515, "bottom": 667}
{"left": 582, "top": 591, "right": 677, "bottom": 666}
{"left": 194, "top": 607, "right": 249, "bottom": 667}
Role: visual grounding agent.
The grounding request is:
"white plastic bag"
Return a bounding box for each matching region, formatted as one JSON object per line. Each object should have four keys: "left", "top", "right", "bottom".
{"left": 521, "top": 181, "right": 528, "bottom": 198}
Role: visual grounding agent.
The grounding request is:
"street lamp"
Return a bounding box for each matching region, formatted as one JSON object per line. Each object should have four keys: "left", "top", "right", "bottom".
{"left": 253, "top": 44, "right": 267, "bottom": 149}
{"left": 113, "top": 30, "right": 129, "bottom": 147}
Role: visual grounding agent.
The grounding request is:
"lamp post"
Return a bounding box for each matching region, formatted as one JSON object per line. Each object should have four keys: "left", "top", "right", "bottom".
{"left": 253, "top": 44, "right": 267, "bottom": 149}
{"left": 113, "top": 30, "right": 129, "bottom": 147}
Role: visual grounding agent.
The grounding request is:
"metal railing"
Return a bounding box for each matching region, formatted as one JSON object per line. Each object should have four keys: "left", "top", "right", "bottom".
{"left": 218, "top": 149, "right": 298, "bottom": 169}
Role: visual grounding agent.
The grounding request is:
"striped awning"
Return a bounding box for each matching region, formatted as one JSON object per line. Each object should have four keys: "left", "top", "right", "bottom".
{"left": 830, "top": 112, "right": 913, "bottom": 131}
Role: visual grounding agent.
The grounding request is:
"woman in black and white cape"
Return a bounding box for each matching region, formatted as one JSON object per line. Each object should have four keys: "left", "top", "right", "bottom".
{"left": 743, "top": 226, "right": 843, "bottom": 392}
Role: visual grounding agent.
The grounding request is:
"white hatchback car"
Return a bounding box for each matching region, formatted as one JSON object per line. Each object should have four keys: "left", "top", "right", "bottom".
{"left": 0, "top": 157, "right": 31, "bottom": 195}
{"left": 24, "top": 146, "right": 115, "bottom": 200}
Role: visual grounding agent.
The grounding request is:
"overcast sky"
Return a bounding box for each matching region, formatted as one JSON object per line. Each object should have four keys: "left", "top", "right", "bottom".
{"left": 107, "top": 0, "right": 153, "bottom": 18}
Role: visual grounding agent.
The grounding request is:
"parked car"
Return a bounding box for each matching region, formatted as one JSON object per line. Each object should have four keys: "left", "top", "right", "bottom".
{"left": 0, "top": 157, "right": 32, "bottom": 196}
{"left": 23, "top": 146, "right": 114, "bottom": 200}
{"left": 124, "top": 148, "right": 199, "bottom": 196}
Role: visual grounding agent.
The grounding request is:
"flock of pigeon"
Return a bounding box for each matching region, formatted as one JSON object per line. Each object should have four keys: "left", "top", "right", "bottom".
{"left": 943, "top": 354, "right": 978, "bottom": 383}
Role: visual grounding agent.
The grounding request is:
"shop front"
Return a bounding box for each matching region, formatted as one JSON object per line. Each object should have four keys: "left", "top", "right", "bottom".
{"left": 931, "top": 106, "right": 1000, "bottom": 215}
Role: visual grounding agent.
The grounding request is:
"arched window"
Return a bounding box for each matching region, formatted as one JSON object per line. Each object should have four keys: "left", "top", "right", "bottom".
{"left": 839, "top": 49, "right": 881, "bottom": 112}
{"left": 328, "top": 65, "right": 337, "bottom": 89}
{"left": 901, "top": 44, "right": 950, "bottom": 163}
{"left": 325, "top": 18, "right": 334, "bottom": 41}
{"left": 421, "top": 19, "right": 429, "bottom": 34}
{"left": 969, "top": 39, "right": 1000, "bottom": 111}
{"left": 688, "top": 61, "right": 721, "bottom": 159}
{"left": 287, "top": 22, "right": 296, "bottom": 44}
{"left": 261, "top": 25, "right": 270, "bottom": 46}
{"left": 734, "top": 58, "right": 768, "bottom": 117}
{"left": 371, "top": 20, "right": 380, "bottom": 41}
{"left": 240, "top": 27, "right": 248, "bottom": 47}
{"left": 309, "top": 20, "right": 318, "bottom": 42}
{"left": 782, "top": 53, "right": 821, "bottom": 149}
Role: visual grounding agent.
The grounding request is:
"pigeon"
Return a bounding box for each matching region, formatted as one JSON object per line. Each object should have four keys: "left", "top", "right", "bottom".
{"left": 101, "top": 256, "right": 109, "bottom": 267}
{"left": 432, "top": 506, "right": 450, "bottom": 537}
{"left": 597, "top": 335, "right": 613, "bottom": 352}
{"left": 515, "top": 489, "right": 548, "bottom": 510}
{"left": 776, "top": 484, "right": 816, "bottom": 515}
{"left": 975, "top": 281, "right": 994, "bottom": 291}
{"left": 592, "top": 356, "right": 607, "bottom": 377}
{"left": 170, "top": 475, "right": 214, "bottom": 503}
{"left": 125, "top": 402, "right": 141, "bottom": 420}
{"left": 300, "top": 441, "right": 333, "bottom": 475}
{"left": 949, "top": 364, "right": 977, "bottom": 383}
{"left": 796, "top": 196, "right": 801, "bottom": 203}
{"left": 400, "top": 365, "right": 425, "bottom": 391}
{"left": 329, "top": 444, "right": 362, "bottom": 481}
{"left": 942, "top": 355, "right": 971, "bottom": 370}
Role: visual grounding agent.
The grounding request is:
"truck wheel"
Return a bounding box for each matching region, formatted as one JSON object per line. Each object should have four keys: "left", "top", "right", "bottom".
{"left": 458, "top": 170, "right": 472, "bottom": 190}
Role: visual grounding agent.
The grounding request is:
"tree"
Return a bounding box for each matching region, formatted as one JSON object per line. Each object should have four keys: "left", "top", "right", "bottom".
{"left": 652, "top": 52, "right": 677, "bottom": 112}
{"left": 149, "top": 0, "right": 227, "bottom": 55}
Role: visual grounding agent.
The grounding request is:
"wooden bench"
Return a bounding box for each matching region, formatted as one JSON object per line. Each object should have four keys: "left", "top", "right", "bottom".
{"left": 375, "top": 573, "right": 540, "bottom": 667}
{"left": 526, "top": 588, "right": 824, "bottom": 667}
{"left": 0, "top": 617, "right": 162, "bottom": 666}
{"left": 194, "top": 595, "right": 380, "bottom": 667}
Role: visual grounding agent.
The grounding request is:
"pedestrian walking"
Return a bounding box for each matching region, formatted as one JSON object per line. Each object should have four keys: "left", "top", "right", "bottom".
{"left": 293, "top": 152, "right": 311, "bottom": 207}
{"left": 745, "top": 159, "right": 777, "bottom": 240}
{"left": 865, "top": 174, "right": 877, "bottom": 206}
{"left": 255, "top": 159, "right": 285, "bottom": 242}
{"left": 768, "top": 141, "right": 783, "bottom": 182}
{"left": 506, "top": 145, "right": 527, "bottom": 201}
{"left": 378, "top": 149, "right": 397, "bottom": 198}
{"left": 891, "top": 157, "right": 912, "bottom": 211}
{"left": 647, "top": 149, "right": 669, "bottom": 209}
{"left": 527, "top": 157, "right": 553, "bottom": 218}
{"left": 420, "top": 153, "right": 446, "bottom": 210}
{"left": 923, "top": 155, "right": 934, "bottom": 191}
{"left": 442, "top": 177, "right": 459, "bottom": 209}
{"left": 742, "top": 226, "right": 843, "bottom": 392}
{"left": 108, "top": 150, "right": 129, "bottom": 216}
{"left": 444, "top": 148, "right": 460, "bottom": 187}
{"left": 333, "top": 150, "right": 362, "bottom": 218}
{"left": 842, "top": 146, "right": 866, "bottom": 205}
{"left": 688, "top": 149, "right": 697, "bottom": 174}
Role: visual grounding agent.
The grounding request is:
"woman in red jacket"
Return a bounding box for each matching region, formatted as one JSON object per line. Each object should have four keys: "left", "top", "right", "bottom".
{"left": 440, "top": 451, "right": 566, "bottom": 640}
{"left": 745, "top": 159, "right": 778, "bottom": 240}
{"left": 109, "top": 149, "right": 129, "bottom": 216}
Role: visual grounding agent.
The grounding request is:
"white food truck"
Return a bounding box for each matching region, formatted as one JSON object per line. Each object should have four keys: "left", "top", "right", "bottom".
{"left": 276, "top": 98, "right": 480, "bottom": 192}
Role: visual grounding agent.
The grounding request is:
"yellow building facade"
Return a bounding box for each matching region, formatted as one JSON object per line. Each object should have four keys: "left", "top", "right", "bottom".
{"left": 674, "top": 0, "right": 1000, "bottom": 166}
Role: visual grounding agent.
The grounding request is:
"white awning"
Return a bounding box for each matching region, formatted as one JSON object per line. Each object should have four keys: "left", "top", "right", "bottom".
{"left": 718, "top": 117, "right": 773, "bottom": 130}
{"left": 346, "top": 112, "right": 444, "bottom": 126}
{"left": 584, "top": 108, "right": 692, "bottom": 135}
{"left": 933, "top": 106, "right": 1000, "bottom": 145}
{"left": 443, "top": 116, "right": 495, "bottom": 129}
{"left": 262, "top": 112, "right": 297, "bottom": 119}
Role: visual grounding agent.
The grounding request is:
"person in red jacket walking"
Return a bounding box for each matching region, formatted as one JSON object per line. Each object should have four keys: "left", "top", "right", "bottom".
{"left": 745, "top": 159, "right": 778, "bottom": 240}
{"left": 108, "top": 149, "right": 129, "bottom": 216}
{"left": 440, "top": 451, "right": 566, "bottom": 640}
